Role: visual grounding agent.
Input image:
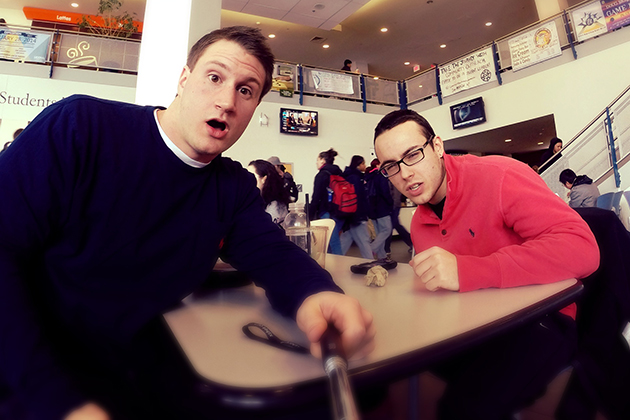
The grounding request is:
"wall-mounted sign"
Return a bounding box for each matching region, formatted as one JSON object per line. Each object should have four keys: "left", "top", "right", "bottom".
{"left": 0, "top": 30, "right": 51, "bottom": 63}
{"left": 439, "top": 47, "right": 496, "bottom": 97}
{"left": 571, "top": 1, "right": 608, "bottom": 42}
{"left": 508, "top": 21, "right": 562, "bottom": 72}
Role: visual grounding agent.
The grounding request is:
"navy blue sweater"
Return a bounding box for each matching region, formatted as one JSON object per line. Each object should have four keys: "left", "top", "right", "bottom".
{"left": 0, "top": 95, "right": 341, "bottom": 419}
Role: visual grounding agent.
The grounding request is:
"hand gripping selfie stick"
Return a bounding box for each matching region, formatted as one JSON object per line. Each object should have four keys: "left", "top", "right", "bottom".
{"left": 320, "top": 326, "right": 360, "bottom": 420}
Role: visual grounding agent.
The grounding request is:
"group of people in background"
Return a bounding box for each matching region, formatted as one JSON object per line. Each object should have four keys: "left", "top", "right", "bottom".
{"left": 308, "top": 148, "right": 413, "bottom": 260}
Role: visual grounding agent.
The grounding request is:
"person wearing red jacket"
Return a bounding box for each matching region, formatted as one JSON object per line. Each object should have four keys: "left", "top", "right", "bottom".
{"left": 374, "top": 109, "right": 599, "bottom": 420}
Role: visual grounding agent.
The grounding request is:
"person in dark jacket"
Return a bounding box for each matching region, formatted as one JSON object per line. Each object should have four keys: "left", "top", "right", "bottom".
{"left": 559, "top": 168, "right": 600, "bottom": 208}
{"left": 0, "top": 27, "right": 375, "bottom": 420}
{"left": 340, "top": 155, "right": 373, "bottom": 259}
{"left": 267, "top": 155, "right": 299, "bottom": 202}
{"left": 309, "top": 148, "right": 344, "bottom": 254}
{"left": 365, "top": 160, "right": 394, "bottom": 259}
{"left": 539, "top": 137, "right": 563, "bottom": 173}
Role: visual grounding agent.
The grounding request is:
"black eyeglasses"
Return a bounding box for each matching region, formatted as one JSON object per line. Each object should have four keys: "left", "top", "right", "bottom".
{"left": 379, "top": 136, "right": 434, "bottom": 178}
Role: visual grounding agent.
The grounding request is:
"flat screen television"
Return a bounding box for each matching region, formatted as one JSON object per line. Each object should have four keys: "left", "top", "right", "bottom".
{"left": 450, "top": 97, "right": 486, "bottom": 129}
{"left": 280, "top": 108, "right": 318, "bottom": 136}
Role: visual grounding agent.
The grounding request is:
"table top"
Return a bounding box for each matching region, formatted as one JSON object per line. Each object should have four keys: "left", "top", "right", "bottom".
{"left": 163, "top": 254, "right": 581, "bottom": 408}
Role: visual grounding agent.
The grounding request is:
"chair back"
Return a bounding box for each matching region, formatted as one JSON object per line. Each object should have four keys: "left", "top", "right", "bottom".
{"left": 310, "top": 219, "right": 335, "bottom": 253}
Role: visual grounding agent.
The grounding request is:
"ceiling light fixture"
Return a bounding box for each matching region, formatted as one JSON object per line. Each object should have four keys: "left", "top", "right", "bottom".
{"left": 323, "top": 44, "right": 330, "bottom": 48}
{"left": 440, "top": 44, "right": 446, "bottom": 48}
{"left": 485, "top": 22, "right": 492, "bottom": 26}
{"left": 268, "top": 34, "right": 276, "bottom": 38}
{"left": 537, "top": 142, "right": 544, "bottom": 145}
{"left": 71, "top": 2, "right": 79, "bottom": 7}
{"left": 381, "top": 28, "right": 388, "bottom": 32}
{"left": 374, "top": 76, "right": 379, "bottom": 80}
{"left": 505, "top": 139, "right": 512, "bottom": 143}
{"left": 404, "top": 62, "right": 410, "bottom": 65}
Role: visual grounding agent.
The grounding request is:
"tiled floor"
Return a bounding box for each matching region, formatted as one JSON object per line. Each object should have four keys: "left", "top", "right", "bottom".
{"left": 347, "top": 237, "right": 609, "bottom": 420}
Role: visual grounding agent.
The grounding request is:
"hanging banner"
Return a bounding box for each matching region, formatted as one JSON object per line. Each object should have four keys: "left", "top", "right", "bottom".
{"left": 508, "top": 21, "right": 562, "bottom": 72}
{"left": 571, "top": 2, "right": 608, "bottom": 42}
{"left": 601, "top": 0, "right": 630, "bottom": 31}
{"left": 439, "top": 47, "right": 496, "bottom": 97}
{"left": 272, "top": 64, "right": 295, "bottom": 98}
{"left": 0, "top": 30, "right": 51, "bottom": 63}
{"left": 311, "top": 70, "right": 354, "bottom": 95}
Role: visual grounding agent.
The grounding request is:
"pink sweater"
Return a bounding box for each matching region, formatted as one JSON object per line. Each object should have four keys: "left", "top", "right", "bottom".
{"left": 410, "top": 154, "right": 600, "bottom": 319}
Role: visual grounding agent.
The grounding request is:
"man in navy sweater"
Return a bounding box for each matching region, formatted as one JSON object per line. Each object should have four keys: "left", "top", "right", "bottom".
{"left": 0, "top": 26, "right": 374, "bottom": 420}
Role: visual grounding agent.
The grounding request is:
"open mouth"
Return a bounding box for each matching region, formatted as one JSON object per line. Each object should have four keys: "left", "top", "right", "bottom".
{"left": 207, "top": 119, "right": 226, "bottom": 131}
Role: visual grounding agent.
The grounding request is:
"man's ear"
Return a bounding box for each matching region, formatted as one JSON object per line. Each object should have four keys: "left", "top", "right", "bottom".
{"left": 433, "top": 136, "right": 445, "bottom": 158}
{"left": 177, "top": 66, "right": 191, "bottom": 95}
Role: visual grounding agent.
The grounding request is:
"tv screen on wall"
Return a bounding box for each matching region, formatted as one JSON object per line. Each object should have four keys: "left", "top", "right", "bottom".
{"left": 450, "top": 97, "right": 486, "bottom": 129}
{"left": 280, "top": 108, "right": 318, "bottom": 136}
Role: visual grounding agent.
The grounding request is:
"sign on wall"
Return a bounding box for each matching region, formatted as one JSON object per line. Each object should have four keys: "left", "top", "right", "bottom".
{"left": 439, "top": 47, "right": 497, "bottom": 97}
{"left": 508, "top": 21, "right": 562, "bottom": 72}
{"left": 311, "top": 70, "right": 354, "bottom": 95}
{"left": 571, "top": 1, "right": 609, "bottom": 42}
{"left": 0, "top": 30, "right": 51, "bottom": 63}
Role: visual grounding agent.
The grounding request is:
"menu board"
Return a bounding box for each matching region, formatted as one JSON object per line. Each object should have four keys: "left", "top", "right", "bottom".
{"left": 508, "top": 21, "right": 562, "bottom": 72}
{"left": 439, "top": 47, "right": 496, "bottom": 97}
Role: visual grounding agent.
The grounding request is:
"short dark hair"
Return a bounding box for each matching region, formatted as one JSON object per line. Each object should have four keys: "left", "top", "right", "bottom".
{"left": 559, "top": 169, "right": 577, "bottom": 185}
{"left": 187, "top": 26, "right": 275, "bottom": 100}
{"left": 548, "top": 137, "right": 563, "bottom": 150}
{"left": 344, "top": 59, "right": 352, "bottom": 66}
{"left": 319, "top": 148, "right": 338, "bottom": 165}
{"left": 374, "top": 109, "right": 435, "bottom": 145}
{"left": 13, "top": 128, "right": 24, "bottom": 140}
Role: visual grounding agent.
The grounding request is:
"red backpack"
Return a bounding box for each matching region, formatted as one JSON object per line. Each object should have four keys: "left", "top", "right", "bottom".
{"left": 327, "top": 174, "right": 358, "bottom": 217}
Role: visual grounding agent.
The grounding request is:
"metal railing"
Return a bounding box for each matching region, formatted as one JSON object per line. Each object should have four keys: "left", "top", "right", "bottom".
{"left": 539, "top": 85, "right": 630, "bottom": 196}
{"left": 2, "top": 0, "right": 628, "bottom": 108}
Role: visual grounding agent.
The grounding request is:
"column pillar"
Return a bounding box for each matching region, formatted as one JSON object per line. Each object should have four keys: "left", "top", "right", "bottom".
{"left": 535, "top": 0, "right": 569, "bottom": 20}
{"left": 135, "top": 0, "right": 221, "bottom": 106}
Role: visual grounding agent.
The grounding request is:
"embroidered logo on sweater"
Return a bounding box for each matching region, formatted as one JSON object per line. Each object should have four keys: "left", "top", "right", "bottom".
{"left": 469, "top": 229, "right": 475, "bottom": 238}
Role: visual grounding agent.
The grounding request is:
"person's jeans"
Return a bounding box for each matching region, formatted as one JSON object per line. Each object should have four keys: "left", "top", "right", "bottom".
{"left": 319, "top": 212, "right": 343, "bottom": 255}
{"left": 340, "top": 221, "right": 373, "bottom": 259}
{"left": 385, "top": 207, "right": 413, "bottom": 253}
{"left": 371, "top": 216, "right": 392, "bottom": 259}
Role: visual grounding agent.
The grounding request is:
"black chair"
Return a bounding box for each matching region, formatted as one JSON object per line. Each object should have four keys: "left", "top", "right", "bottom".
{"left": 556, "top": 207, "right": 630, "bottom": 420}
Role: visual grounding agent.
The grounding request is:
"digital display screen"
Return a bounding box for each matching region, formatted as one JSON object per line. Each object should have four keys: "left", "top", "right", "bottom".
{"left": 280, "top": 108, "right": 318, "bottom": 136}
{"left": 450, "top": 97, "right": 486, "bottom": 129}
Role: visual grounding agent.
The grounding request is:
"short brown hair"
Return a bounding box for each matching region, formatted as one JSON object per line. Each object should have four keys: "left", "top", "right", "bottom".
{"left": 374, "top": 109, "right": 436, "bottom": 145}
{"left": 187, "top": 26, "right": 275, "bottom": 100}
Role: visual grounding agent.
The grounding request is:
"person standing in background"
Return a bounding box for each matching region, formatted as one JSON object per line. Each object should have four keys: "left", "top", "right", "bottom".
{"left": 248, "top": 159, "right": 291, "bottom": 226}
{"left": 267, "top": 155, "right": 299, "bottom": 202}
{"left": 539, "top": 137, "right": 563, "bottom": 174}
{"left": 385, "top": 182, "right": 413, "bottom": 257}
{"left": 309, "top": 148, "right": 344, "bottom": 254}
{"left": 365, "top": 159, "right": 393, "bottom": 259}
{"left": 340, "top": 155, "right": 373, "bottom": 259}
{"left": 341, "top": 59, "right": 352, "bottom": 71}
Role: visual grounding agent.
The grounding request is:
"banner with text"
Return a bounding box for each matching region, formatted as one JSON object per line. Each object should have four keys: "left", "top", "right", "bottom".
{"left": 0, "top": 30, "right": 51, "bottom": 63}
{"left": 571, "top": 2, "right": 608, "bottom": 42}
{"left": 508, "top": 21, "right": 562, "bottom": 72}
{"left": 439, "top": 47, "right": 496, "bottom": 97}
{"left": 601, "top": 0, "right": 630, "bottom": 31}
{"left": 311, "top": 70, "right": 354, "bottom": 95}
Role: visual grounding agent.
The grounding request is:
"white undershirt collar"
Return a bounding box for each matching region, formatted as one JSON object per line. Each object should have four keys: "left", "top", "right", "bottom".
{"left": 153, "top": 109, "right": 209, "bottom": 168}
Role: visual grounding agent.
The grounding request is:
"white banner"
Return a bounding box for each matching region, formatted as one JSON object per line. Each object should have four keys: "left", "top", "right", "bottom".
{"left": 311, "top": 70, "right": 354, "bottom": 95}
{"left": 439, "top": 47, "right": 496, "bottom": 97}
{"left": 0, "top": 30, "right": 51, "bottom": 63}
{"left": 508, "top": 21, "right": 562, "bottom": 72}
{"left": 571, "top": 2, "right": 608, "bottom": 42}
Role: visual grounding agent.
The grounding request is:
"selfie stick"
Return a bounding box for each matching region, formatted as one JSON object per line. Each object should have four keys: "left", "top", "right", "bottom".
{"left": 320, "top": 326, "right": 360, "bottom": 420}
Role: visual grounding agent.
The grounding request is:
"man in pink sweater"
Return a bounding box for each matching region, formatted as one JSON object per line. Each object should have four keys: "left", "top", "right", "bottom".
{"left": 374, "top": 109, "right": 599, "bottom": 420}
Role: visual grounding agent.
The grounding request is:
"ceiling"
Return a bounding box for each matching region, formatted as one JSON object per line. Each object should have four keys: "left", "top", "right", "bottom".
{"left": 5, "top": 0, "right": 584, "bottom": 157}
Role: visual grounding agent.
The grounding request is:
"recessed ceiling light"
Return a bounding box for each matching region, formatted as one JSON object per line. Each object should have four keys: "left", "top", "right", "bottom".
{"left": 418, "top": 84, "right": 423, "bottom": 88}
{"left": 256, "top": 21, "right": 261, "bottom": 25}
{"left": 404, "top": 62, "right": 410, "bottom": 65}
{"left": 537, "top": 142, "right": 544, "bottom": 145}
{"left": 268, "top": 34, "right": 276, "bottom": 38}
{"left": 71, "top": 2, "right": 79, "bottom": 7}
{"left": 380, "top": 28, "right": 388, "bottom": 32}
{"left": 505, "top": 139, "right": 512, "bottom": 142}
{"left": 374, "top": 76, "right": 379, "bottom": 80}
{"left": 485, "top": 22, "right": 492, "bottom": 26}
{"left": 322, "top": 44, "right": 330, "bottom": 49}
{"left": 440, "top": 44, "right": 446, "bottom": 48}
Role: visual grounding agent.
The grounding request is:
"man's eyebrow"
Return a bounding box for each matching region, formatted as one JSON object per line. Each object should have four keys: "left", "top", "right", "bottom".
{"left": 205, "top": 60, "right": 263, "bottom": 89}
{"left": 382, "top": 145, "right": 423, "bottom": 165}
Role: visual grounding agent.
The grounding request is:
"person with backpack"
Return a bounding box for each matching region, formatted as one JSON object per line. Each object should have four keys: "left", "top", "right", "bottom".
{"left": 340, "top": 155, "right": 373, "bottom": 259}
{"left": 267, "top": 156, "right": 299, "bottom": 203}
{"left": 365, "top": 159, "right": 394, "bottom": 259}
{"left": 309, "top": 148, "right": 344, "bottom": 254}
